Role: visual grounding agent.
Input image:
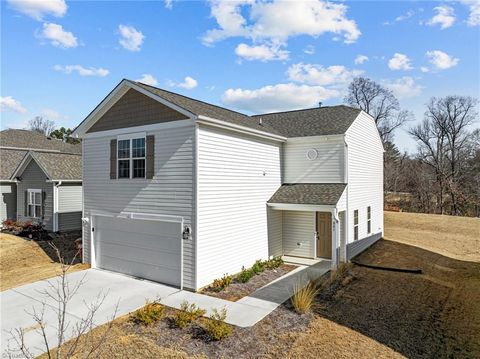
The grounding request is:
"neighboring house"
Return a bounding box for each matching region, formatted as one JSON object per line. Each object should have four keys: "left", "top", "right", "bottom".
{"left": 0, "top": 130, "right": 83, "bottom": 232}
{"left": 73, "top": 79, "right": 384, "bottom": 291}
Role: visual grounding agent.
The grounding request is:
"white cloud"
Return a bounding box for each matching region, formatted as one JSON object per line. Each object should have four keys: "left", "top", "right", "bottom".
{"left": 384, "top": 77, "right": 423, "bottom": 98}
{"left": 388, "top": 53, "right": 413, "bottom": 70}
{"left": 54, "top": 65, "right": 109, "bottom": 77}
{"left": 420, "top": 66, "right": 430, "bottom": 73}
{"left": 354, "top": 54, "right": 369, "bottom": 65}
{"left": 383, "top": 9, "right": 415, "bottom": 25}
{"left": 0, "top": 96, "right": 27, "bottom": 114}
{"left": 118, "top": 25, "right": 144, "bottom": 52}
{"left": 287, "top": 63, "right": 362, "bottom": 86}
{"left": 235, "top": 42, "right": 289, "bottom": 62}
{"left": 303, "top": 45, "right": 315, "bottom": 55}
{"left": 164, "top": 0, "right": 173, "bottom": 9}
{"left": 169, "top": 76, "right": 198, "bottom": 90}
{"left": 39, "top": 23, "right": 78, "bottom": 48}
{"left": 426, "top": 50, "right": 459, "bottom": 70}
{"left": 460, "top": 0, "right": 480, "bottom": 26}
{"left": 7, "top": 0, "right": 67, "bottom": 20}
{"left": 427, "top": 6, "right": 455, "bottom": 29}
{"left": 135, "top": 74, "right": 158, "bottom": 86}
{"left": 222, "top": 83, "right": 339, "bottom": 113}
{"left": 202, "top": 0, "right": 360, "bottom": 45}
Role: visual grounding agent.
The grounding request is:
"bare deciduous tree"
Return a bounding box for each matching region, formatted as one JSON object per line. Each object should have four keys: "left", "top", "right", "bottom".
{"left": 28, "top": 116, "right": 56, "bottom": 136}
{"left": 6, "top": 244, "right": 117, "bottom": 359}
{"left": 345, "top": 77, "right": 411, "bottom": 143}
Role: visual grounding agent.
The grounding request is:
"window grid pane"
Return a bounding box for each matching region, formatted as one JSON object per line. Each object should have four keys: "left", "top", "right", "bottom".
{"left": 34, "top": 192, "right": 41, "bottom": 205}
{"left": 132, "top": 138, "right": 145, "bottom": 158}
{"left": 118, "top": 160, "right": 130, "bottom": 178}
{"left": 118, "top": 139, "right": 130, "bottom": 159}
{"left": 133, "top": 159, "right": 145, "bottom": 178}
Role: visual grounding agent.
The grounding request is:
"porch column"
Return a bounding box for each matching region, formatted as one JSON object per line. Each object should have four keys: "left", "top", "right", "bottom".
{"left": 331, "top": 208, "right": 340, "bottom": 268}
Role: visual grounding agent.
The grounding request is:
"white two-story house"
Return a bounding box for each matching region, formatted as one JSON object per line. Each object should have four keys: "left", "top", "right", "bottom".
{"left": 73, "top": 79, "right": 384, "bottom": 291}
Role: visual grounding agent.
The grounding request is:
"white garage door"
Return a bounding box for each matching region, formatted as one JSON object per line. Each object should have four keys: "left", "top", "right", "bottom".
{"left": 94, "top": 215, "right": 182, "bottom": 287}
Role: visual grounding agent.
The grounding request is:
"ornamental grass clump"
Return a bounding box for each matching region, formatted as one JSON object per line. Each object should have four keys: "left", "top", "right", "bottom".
{"left": 203, "top": 308, "right": 232, "bottom": 341}
{"left": 211, "top": 274, "right": 233, "bottom": 292}
{"left": 291, "top": 280, "right": 319, "bottom": 314}
{"left": 134, "top": 301, "right": 165, "bottom": 326}
{"left": 174, "top": 301, "right": 206, "bottom": 328}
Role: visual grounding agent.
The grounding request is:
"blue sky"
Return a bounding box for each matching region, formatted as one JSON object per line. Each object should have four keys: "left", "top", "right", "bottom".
{"left": 1, "top": 0, "right": 479, "bottom": 152}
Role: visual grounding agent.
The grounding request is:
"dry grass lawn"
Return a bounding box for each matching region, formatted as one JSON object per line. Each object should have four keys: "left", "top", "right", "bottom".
{"left": 0, "top": 233, "right": 89, "bottom": 291}
{"left": 35, "top": 212, "right": 480, "bottom": 358}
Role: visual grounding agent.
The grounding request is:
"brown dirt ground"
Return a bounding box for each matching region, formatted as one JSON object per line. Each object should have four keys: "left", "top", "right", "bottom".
{"left": 0, "top": 232, "right": 89, "bottom": 291}
{"left": 201, "top": 264, "right": 297, "bottom": 301}
{"left": 37, "top": 212, "right": 480, "bottom": 358}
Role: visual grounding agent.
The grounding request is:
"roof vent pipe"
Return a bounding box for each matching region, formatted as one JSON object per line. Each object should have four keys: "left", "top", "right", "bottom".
{"left": 318, "top": 102, "right": 322, "bottom": 108}
{"left": 258, "top": 117, "right": 263, "bottom": 126}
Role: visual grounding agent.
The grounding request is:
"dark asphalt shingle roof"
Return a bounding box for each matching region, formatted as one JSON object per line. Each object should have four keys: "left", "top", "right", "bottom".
{"left": 0, "top": 129, "right": 81, "bottom": 154}
{"left": 268, "top": 183, "right": 347, "bottom": 205}
{"left": 0, "top": 129, "right": 82, "bottom": 180}
{"left": 0, "top": 149, "right": 28, "bottom": 180}
{"left": 133, "top": 80, "right": 360, "bottom": 138}
{"left": 31, "top": 152, "right": 82, "bottom": 180}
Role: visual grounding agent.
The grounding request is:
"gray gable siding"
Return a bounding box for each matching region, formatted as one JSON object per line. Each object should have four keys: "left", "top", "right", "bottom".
{"left": 17, "top": 160, "right": 54, "bottom": 231}
{"left": 87, "top": 89, "right": 188, "bottom": 133}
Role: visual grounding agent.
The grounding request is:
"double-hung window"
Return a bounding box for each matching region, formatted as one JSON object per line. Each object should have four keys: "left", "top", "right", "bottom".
{"left": 28, "top": 189, "right": 42, "bottom": 218}
{"left": 353, "top": 209, "right": 359, "bottom": 241}
{"left": 117, "top": 136, "right": 146, "bottom": 179}
{"left": 367, "top": 206, "right": 371, "bottom": 234}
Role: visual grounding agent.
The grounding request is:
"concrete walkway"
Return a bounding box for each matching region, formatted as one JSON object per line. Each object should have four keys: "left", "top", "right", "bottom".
{"left": 1, "top": 262, "right": 331, "bottom": 356}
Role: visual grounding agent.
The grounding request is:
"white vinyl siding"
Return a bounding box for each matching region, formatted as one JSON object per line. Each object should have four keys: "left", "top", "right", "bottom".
{"left": 283, "top": 136, "right": 345, "bottom": 183}
{"left": 267, "top": 207, "right": 283, "bottom": 257}
{"left": 82, "top": 123, "right": 196, "bottom": 289}
{"left": 282, "top": 210, "right": 315, "bottom": 258}
{"left": 0, "top": 183, "right": 16, "bottom": 222}
{"left": 197, "top": 125, "right": 282, "bottom": 289}
{"left": 58, "top": 184, "right": 82, "bottom": 212}
{"left": 345, "top": 111, "right": 384, "bottom": 244}
{"left": 17, "top": 160, "right": 54, "bottom": 231}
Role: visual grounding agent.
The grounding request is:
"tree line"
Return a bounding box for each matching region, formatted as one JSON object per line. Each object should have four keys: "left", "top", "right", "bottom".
{"left": 345, "top": 77, "right": 479, "bottom": 217}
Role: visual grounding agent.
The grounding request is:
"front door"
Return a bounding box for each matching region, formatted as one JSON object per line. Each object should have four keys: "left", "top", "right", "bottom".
{"left": 316, "top": 212, "right": 332, "bottom": 259}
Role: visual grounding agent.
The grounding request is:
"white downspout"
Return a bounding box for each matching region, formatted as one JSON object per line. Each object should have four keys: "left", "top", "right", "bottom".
{"left": 344, "top": 139, "right": 349, "bottom": 261}
{"left": 53, "top": 181, "right": 62, "bottom": 232}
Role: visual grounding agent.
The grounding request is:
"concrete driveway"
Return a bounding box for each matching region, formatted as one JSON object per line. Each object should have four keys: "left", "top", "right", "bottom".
{"left": 1, "top": 269, "right": 179, "bottom": 357}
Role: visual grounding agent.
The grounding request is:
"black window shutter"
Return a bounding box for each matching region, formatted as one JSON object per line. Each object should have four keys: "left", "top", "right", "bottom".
{"left": 41, "top": 191, "right": 46, "bottom": 219}
{"left": 146, "top": 135, "right": 155, "bottom": 179}
{"left": 110, "top": 139, "right": 117, "bottom": 179}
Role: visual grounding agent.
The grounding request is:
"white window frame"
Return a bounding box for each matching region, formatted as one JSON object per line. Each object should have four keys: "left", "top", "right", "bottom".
{"left": 353, "top": 209, "right": 359, "bottom": 241}
{"left": 367, "top": 206, "right": 371, "bottom": 234}
{"left": 117, "top": 132, "right": 146, "bottom": 179}
{"left": 27, "top": 189, "right": 42, "bottom": 218}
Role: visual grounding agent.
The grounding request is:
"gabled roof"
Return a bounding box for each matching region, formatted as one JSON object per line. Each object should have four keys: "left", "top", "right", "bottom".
{"left": 268, "top": 183, "right": 347, "bottom": 205}
{"left": 0, "top": 129, "right": 81, "bottom": 154}
{"left": 253, "top": 106, "right": 361, "bottom": 137}
{"left": 0, "top": 149, "right": 28, "bottom": 180}
{"left": 31, "top": 152, "right": 82, "bottom": 181}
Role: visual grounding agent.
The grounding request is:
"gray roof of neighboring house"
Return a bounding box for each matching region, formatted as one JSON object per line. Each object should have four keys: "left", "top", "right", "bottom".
{"left": 0, "top": 149, "right": 28, "bottom": 180}
{"left": 268, "top": 183, "right": 347, "bottom": 205}
{"left": 0, "top": 129, "right": 82, "bottom": 154}
{"left": 0, "top": 129, "right": 82, "bottom": 181}
{"left": 31, "top": 152, "right": 82, "bottom": 180}
{"left": 133, "top": 80, "right": 360, "bottom": 138}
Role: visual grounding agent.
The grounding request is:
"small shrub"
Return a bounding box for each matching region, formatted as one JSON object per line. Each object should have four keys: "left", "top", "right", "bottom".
{"left": 251, "top": 260, "right": 265, "bottom": 274}
{"left": 211, "top": 274, "right": 233, "bottom": 292}
{"left": 236, "top": 268, "right": 254, "bottom": 283}
{"left": 134, "top": 302, "right": 164, "bottom": 325}
{"left": 203, "top": 308, "right": 231, "bottom": 341}
{"left": 264, "top": 257, "right": 283, "bottom": 270}
{"left": 291, "top": 280, "right": 319, "bottom": 314}
{"left": 174, "top": 301, "right": 206, "bottom": 328}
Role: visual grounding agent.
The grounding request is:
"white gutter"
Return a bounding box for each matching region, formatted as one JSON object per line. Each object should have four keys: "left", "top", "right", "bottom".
{"left": 196, "top": 115, "right": 287, "bottom": 142}
{"left": 47, "top": 179, "right": 83, "bottom": 183}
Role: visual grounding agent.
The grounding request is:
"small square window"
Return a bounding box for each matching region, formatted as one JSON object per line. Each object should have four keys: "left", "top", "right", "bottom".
{"left": 353, "top": 209, "right": 359, "bottom": 241}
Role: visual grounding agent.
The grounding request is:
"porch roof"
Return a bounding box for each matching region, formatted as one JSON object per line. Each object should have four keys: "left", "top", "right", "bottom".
{"left": 267, "top": 183, "right": 346, "bottom": 206}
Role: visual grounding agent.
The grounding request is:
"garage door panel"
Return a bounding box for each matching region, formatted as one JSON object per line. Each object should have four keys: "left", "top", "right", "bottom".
{"left": 94, "top": 216, "right": 182, "bottom": 287}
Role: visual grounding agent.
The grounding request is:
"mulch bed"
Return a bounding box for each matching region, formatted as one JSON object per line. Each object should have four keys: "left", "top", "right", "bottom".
{"left": 201, "top": 264, "right": 298, "bottom": 301}
{"left": 122, "top": 303, "right": 313, "bottom": 359}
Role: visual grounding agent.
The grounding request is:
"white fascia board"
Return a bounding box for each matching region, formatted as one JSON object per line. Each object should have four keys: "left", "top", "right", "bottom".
{"left": 267, "top": 203, "right": 336, "bottom": 212}
{"left": 286, "top": 134, "right": 345, "bottom": 144}
{"left": 82, "top": 119, "right": 194, "bottom": 139}
{"left": 196, "top": 115, "right": 287, "bottom": 142}
{"left": 0, "top": 146, "right": 60, "bottom": 153}
{"left": 47, "top": 180, "right": 83, "bottom": 183}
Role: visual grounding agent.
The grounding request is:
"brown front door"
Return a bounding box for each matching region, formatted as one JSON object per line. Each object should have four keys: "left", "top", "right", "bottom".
{"left": 317, "top": 212, "right": 332, "bottom": 259}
